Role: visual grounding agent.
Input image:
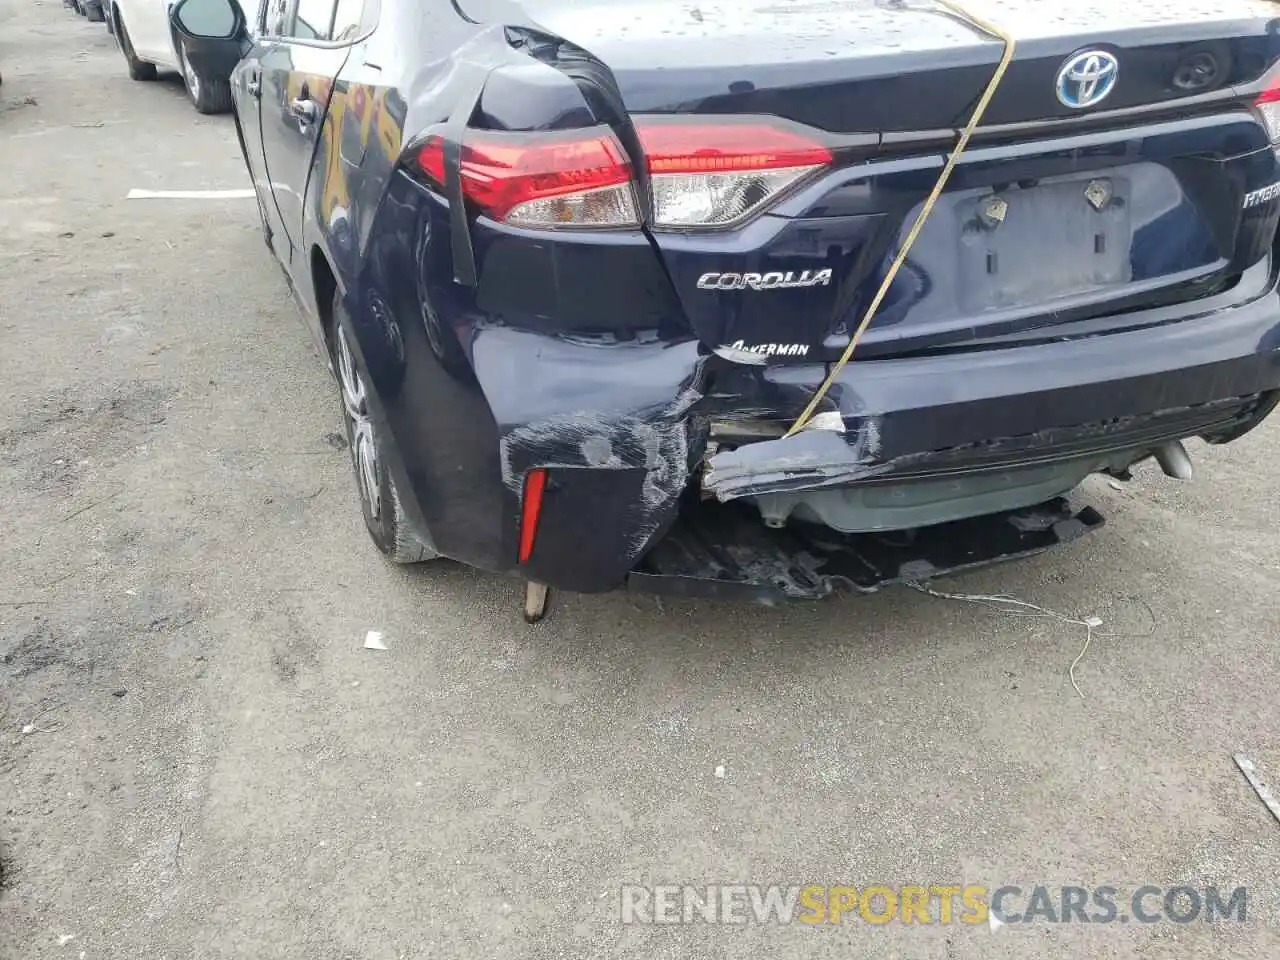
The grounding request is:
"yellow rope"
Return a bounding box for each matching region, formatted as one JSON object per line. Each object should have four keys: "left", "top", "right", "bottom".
{"left": 785, "top": 0, "right": 1018, "bottom": 436}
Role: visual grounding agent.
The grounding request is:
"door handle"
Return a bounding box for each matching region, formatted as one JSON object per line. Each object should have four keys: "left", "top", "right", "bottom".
{"left": 246, "top": 79, "right": 261, "bottom": 98}
{"left": 289, "top": 98, "right": 318, "bottom": 124}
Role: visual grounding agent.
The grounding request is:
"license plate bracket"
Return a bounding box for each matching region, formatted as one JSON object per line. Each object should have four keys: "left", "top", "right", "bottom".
{"left": 957, "top": 177, "right": 1132, "bottom": 313}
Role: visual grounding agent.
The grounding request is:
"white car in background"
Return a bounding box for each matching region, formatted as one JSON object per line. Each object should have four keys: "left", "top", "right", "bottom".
{"left": 109, "top": 0, "right": 248, "bottom": 114}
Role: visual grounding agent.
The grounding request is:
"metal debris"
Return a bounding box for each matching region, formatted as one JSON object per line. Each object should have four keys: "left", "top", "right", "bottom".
{"left": 1234, "top": 754, "right": 1280, "bottom": 825}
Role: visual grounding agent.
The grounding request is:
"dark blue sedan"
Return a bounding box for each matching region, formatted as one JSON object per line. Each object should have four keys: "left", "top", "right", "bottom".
{"left": 170, "top": 0, "right": 1280, "bottom": 620}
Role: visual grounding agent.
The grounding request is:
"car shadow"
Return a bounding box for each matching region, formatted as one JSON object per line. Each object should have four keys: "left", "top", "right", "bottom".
{"left": 389, "top": 504, "right": 1136, "bottom": 671}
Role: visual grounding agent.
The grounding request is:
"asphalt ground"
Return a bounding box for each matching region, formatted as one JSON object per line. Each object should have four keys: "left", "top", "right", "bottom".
{"left": 1, "top": 1, "right": 1278, "bottom": 957}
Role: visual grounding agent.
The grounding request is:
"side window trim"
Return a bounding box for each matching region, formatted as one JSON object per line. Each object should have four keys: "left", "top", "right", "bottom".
{"left": 275, "top": 0, "right": 379, "bottom": 49}
{"left": 294, "top": 0, "right": 346, "bottom": 41}
{"left": 358, "top": 0, "right": 380, "bottom": 36}
{"left": 261, "top": 0, "right": 290, "bottom": 37}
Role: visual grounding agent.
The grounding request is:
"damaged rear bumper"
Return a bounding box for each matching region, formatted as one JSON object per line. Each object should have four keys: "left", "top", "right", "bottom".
{"left": 529, "top": 277, "right": 1280, "bottom": 592}
{"left": 629, "top": 498, "right": 1105, "bottom": 603}
{"left": 366, "top": 213, "right": 1280, "bottom": 596}
{"left": 704, "top": 278, "right": 1280, "bottom": 504}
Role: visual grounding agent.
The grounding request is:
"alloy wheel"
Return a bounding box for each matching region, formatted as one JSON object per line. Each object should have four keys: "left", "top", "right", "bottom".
{"left": 335, "top": 325, "right": 381, "bottom": 522}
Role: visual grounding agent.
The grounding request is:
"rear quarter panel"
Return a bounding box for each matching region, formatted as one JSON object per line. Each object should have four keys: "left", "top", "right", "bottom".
{"left": 327, "top": 16, "right": 710, "bottom": 580}
{"left": 302, "top": 57, "right": 380, "bottom": 310}
{"left": 120, "top": 0, "right": 177, "bottom": 66}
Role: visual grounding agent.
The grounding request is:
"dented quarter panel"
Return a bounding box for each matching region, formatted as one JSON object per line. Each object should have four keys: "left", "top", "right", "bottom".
{"left": 351, "top": 170, "right": 716, "bottom": 588}
{"left": 332, "top": 16, "right": 711, "bottom": 590}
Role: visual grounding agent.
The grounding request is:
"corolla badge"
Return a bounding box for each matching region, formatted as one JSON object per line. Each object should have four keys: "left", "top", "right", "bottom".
{"left": 697, "top": 269, "right": 832, "bottom": 291}
{"left": 1056, "top": 50, "right": 1119, "bottom": 109}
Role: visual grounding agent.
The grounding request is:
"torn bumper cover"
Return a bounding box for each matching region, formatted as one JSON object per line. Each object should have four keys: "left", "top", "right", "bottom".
{"left": 647, "top": 279, "right": 1280, "bottom": 597}
{"left": 389, "top": 259, "right": 1280, "bottom": 597}
{"left": 703, "top": 428, "right": 885, "bottom": 501}
{"left": 701, "top": 392, "right": 1276, "bottom": 503}
{"left": 700, "top": 276, "right": 1280, "bottom": 506}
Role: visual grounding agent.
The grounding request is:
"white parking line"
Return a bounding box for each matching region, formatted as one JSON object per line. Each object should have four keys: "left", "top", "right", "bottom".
{"left": 126, "top": 189, "right": 257, "bottom": 200}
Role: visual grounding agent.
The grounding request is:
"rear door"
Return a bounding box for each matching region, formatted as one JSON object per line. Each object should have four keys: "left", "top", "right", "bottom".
{"left": 239, "top": 0, "right": 292, "bottom": 264}
{"left": 256, "top": 0, "right": 354, "bottom": 266}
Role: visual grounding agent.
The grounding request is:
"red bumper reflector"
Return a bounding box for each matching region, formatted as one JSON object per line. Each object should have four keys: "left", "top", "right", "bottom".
{"left": 518, "top": 468, "right": 548, "bottom": 564}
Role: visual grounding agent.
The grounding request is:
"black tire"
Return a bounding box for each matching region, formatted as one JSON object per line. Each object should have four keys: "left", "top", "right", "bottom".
{"left": 176, "top": 41, "right": 233, "bottom": 115}
{"left": 117, "top": 17, "right": 157, "bottom": 81}
{"left": 86, "top": 5, "right": 105, "bottom": 22}
{"left": 330, "top": 292, "right": 437, "bottom": 564}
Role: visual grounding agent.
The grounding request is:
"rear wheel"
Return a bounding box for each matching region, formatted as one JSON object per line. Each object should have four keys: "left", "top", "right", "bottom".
{"left": 177, "top": 40, "right": 233, "bottom": 115}
{"left": 117, "top": 17, "right": 157, "bottom": 81}
{"left": 85, "top": 3, "right": 105, "bottom": 22}
{"left": 331, "top": 294, "right": 437, "bottom": 564}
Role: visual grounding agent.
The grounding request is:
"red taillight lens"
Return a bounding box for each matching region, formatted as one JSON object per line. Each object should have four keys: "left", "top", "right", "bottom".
{"left": 416, "top": 128, "right": 638, "bottom": 227}
{"left": 636, "top": 120, "right": 832, "bottom": 228}
{"left": 636, "top": 122, "right": 834, "bottom": 174}
{"left": 1256, "top": 83, "right": 1280, "bottom": 143}
{"left": 413, "top": 118, "right": 831, "bottom": 230}
{"left": 517, "top": 468, "right": 548, "bottom": 564}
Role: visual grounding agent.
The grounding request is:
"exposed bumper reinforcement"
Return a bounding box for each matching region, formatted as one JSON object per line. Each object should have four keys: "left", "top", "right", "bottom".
{"left": 702, "top": 393, "right": 1275, "bottom": 501}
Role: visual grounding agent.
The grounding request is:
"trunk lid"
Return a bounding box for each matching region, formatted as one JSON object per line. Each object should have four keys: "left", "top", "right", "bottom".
{"left": 499, "top": 0, "right": 1280, "bottom": 130}
{"left": 473, "top": 0, "right": 1280, "bottom": 359}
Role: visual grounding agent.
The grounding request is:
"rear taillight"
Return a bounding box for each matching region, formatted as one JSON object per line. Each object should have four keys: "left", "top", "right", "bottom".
{"left": 1254, "top": 82, "right": 1280, "bottom": 142}
{"left": 413, "top": 118, "right": 832, "bottom": 231}
{"left": 637, "top": 121, "right": 833, "bottom": 228}
{"left": 416, "top": 129, "right": 639, "bottom": 228}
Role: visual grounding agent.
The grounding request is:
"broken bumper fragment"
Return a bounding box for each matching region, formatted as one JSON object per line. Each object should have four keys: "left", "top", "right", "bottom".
{"left": 628, "top": 499, "right": 1105, "bottom": 604}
